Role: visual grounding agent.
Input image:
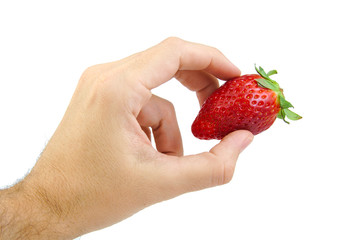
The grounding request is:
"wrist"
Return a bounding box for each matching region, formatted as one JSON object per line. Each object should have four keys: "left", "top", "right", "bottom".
{"left": 0, "top": 180, "right": 75, "bottom": 240}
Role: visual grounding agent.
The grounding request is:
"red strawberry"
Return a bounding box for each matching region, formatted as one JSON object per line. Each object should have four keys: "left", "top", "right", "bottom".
{"left": 191, "top": 65, "right": 301, "bottom": 140}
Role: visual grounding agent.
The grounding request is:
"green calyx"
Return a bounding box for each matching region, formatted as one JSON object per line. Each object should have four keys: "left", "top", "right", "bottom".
{"left": 254, "top": 64, "right": 302, "bottom": 124}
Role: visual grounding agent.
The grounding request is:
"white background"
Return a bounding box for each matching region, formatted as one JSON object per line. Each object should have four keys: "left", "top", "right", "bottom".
{"left": 1, "top": 0, "right": 343, "bottom": 239}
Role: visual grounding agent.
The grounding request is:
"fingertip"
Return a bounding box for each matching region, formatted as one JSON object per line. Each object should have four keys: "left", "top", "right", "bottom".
{"left": 226, "top": 63, "right": 241, "bottom": 80}
{"left": 225, "top": 130, "right": 254, "bottom": 153}
{"left": 211, "top": 130, "right": 254, "bottom": 156}
{"left": 233, "top": 66, "right": 241, "bottom": 78}
{"left": 219, "top": 53, "right": 241, "bottom": 80}
{"left": 209, "top": 59, "right": 241, "bottom": 81}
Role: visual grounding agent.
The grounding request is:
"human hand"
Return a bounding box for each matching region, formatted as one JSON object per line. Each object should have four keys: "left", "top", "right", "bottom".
{"left": 1, "top": 37, "right": 253, "bottom": 239}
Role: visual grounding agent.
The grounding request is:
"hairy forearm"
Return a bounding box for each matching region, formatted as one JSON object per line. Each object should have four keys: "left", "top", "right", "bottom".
{"left": 1, "top": 183, "right": 45, "bottom": 239}
{"left": 0, "top": 182, "right": 69, "bottom": 240}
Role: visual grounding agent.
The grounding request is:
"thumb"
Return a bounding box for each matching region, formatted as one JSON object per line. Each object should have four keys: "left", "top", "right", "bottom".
{"left": 163, "top": 130, "right": 253, "bottom": 196}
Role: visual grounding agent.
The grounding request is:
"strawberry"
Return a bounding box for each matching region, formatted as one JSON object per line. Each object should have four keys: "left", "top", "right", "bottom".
{"left": 191, "top": 65, "right": 301, "bottom": 140}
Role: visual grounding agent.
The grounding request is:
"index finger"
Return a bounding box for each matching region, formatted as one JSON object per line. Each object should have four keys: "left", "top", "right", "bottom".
{"left": 127, "top": 37, "right": 241, "bottom": 90}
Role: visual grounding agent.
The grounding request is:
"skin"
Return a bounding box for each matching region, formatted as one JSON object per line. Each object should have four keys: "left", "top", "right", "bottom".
{"left": 0, "top": 37, "right": 253, "bottom": 239}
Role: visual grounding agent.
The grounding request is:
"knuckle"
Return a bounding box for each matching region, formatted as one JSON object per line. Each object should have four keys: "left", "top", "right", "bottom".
{"left": 212, "top": 158, "right": 235, "bottom": 186}
{"left": 77, "top": 63, "right": 125, "bottom": 106}
{"left": 80, "top": 64, "right": 100, "bottom": 81}
{"left": 79, "top": 64, "right": 109, "bottom": 91}
{"left": 161, "top": 99, "right": 176, "bottom": 117}
{"left": 211, "top": 45, "right": 221, "bottom": 53}
{"left": 222, "top": 162, "right": 235, "bottom": 184}
{"left": 161, "top": 36, "right": 184, "bottom": 47}
{"left": 163, "top": 98, "right": 174, "bottom": 110}
{"left": 208, "top": 45, "right": 223, "bottom": 59}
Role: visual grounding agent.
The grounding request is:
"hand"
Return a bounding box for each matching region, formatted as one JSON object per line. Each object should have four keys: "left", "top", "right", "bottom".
{"left": 0, "top": 37, "right": 253, "bottom": 239}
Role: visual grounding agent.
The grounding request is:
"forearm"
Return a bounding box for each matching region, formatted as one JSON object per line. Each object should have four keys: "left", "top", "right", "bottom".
{"left": 0, "top": 182, "right": 70, "bottom": 240}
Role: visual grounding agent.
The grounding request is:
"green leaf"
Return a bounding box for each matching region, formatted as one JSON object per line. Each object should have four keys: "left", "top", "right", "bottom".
{"left": 279, "top": 109, "right": 290, "bottom": 124}
{"left": 279, "top": 95, "right": 294, "bottom": 109}
{"left": 256, "top": 78, "right": 279, "bottom": 92}
{"left": 259, "top": 66, "right": 267, "bottom": 76}
{"left": 255, "top": 64, "right": 269, "bottom": 79}
{"left": 284, "top": 108, "right": 302, "bottom": 120}
{"left": 267, "top": 70, "right": 278, "bottom": 76}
